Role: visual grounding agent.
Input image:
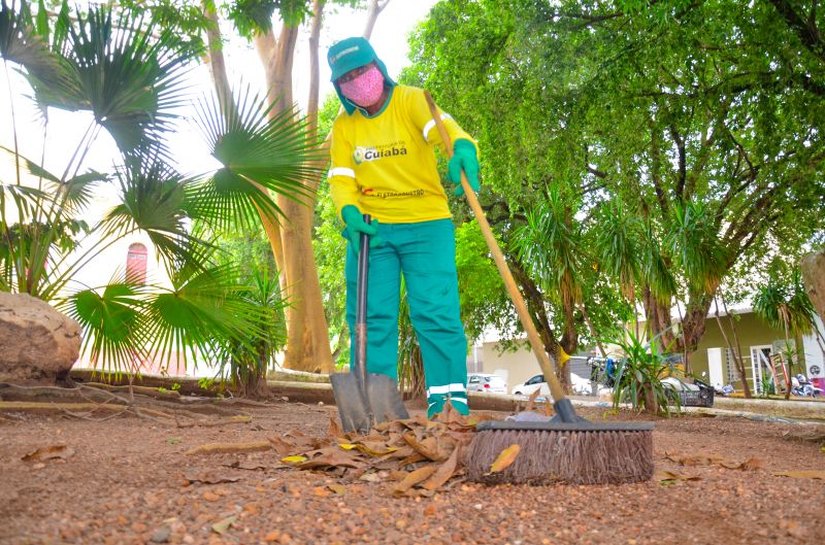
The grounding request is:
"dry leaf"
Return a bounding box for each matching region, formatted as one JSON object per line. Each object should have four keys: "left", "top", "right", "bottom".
{"left": 359, "top": 472, "right": 383, "bottom": 483}
{"left": 403, "top": 433, "right": 442, "bottom": 461}
{"left": 185, "top": 472, "right": 241, "bottom": 485}
{"left": 328, "top": 416, "right": 344, "bottom": 438}
{"left": 21, "top": 444, "right": 74, "bottom": 462}
{"left": 281, "top": 455, "right": 308, "bottom": 464}
{"left": 392, "top": 465, "right": 438, "bottom": 494}
{"left": 185, "top": 442, "right": 271, "bottom": 456}
{"left": 663, "top": 451, "right": 722, "bottom": 466}
{"left": 655, "top": 470, "right": 701, "bottom": 482}
{"left": 488, "top": 444, "right": 521, "bottom": 474}
{"left": 297, "top": 448, "right": 364, "bottom": 470}
{"left": 224, "top": 460, "right": 268, "bottom": 471}
{"left": 719, "top": 457, "right": 763, "bottom": 471}
{"left": 312, "top": 486, "right": 331, "bottom": 497}
{"left": 397, "top": 452, "right": 427, "bottom": 467}
{"left": 211, "top": 515, "right": 236, "bottom": 534}
{"left": 773, "top": 470, "right": 825, "bottom": 480}
{"left": 524, "top": 388, "right": 541, "bottom": 412}
{"left": 421, "top": 445, "right": 461, "bottom": 491}
{"left": 327, "top": 483, "right": 346, "bottom": 495}
{"left": 354, "top": 441, "right": 399, "bottom": 457}
{"left": 268, "top": 436, "right": 297, "bottom": 456}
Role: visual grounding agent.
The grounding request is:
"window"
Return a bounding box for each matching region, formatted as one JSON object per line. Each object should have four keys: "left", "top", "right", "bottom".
{"left": 126, "top": 243, "right": 148, "bottom": 284}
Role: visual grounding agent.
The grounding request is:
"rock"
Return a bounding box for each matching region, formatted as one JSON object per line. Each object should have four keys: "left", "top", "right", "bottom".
{"left": 0, "top": 292, "right": 81, "bottom": 384}
{"left": 149, "top": 526, "right": 171, "bottom": 543}
{"left": 801, "top": 250, "right": 825, "bottom": 322}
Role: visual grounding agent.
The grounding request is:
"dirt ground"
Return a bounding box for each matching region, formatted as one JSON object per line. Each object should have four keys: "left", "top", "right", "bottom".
{"left": 1, "top": 392, "right": 824, "bottom": 545}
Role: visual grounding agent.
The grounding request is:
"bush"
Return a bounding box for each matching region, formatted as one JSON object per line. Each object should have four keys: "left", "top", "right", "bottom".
{"left": 610, "top": 331, "right": 676, "bottom": 415}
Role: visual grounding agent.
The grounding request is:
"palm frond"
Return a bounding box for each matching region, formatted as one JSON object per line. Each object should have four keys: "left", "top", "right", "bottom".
{"left": 638, "top": 221, "right": 678, "bottom": 304}
{"left": 57, "top": 275, "right": 151, "bottom": 373}
{"left": 513, "top": 188, "right": 583, "bottom": 305}
{"left": 0, "top": 144, "right": 107, "bottom": 214}
{"left": 101, "top": 159, "right": 207, "bottom": 268}
{"left": 191, "top": 84, "right": 327, "bottom": 229}
{"left": 590, "top": 197, "right": 641, "bottom": 300}
{"left": 0, "top": 0, "right": 71, "bottom": 96}
{"left": 140, "top": 263, "right": 271, "bottom": 371}
{"left": 665, "top": 200, "right": 728, "bottom": 294}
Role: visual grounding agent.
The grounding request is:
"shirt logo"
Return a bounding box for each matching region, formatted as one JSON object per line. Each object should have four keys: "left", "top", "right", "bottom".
{"left": 353, "top": 144, "right": 408, "bottom": 165}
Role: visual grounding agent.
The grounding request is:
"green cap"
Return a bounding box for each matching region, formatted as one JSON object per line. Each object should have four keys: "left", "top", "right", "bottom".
{"left": 327, "top": 37, "right": 395, "bottom": 115}
{"left": 328, "top": 37, "right": 379, "bottom": 82}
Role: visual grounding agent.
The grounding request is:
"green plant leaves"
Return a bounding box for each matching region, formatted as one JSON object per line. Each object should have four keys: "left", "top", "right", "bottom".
{"left": 191, "top": 84, "right": 325, "bottom": 230}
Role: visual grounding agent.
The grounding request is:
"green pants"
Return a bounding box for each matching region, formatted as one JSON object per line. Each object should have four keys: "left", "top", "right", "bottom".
{"left": 345, "top": 219, "right": 468, "bottom": 416}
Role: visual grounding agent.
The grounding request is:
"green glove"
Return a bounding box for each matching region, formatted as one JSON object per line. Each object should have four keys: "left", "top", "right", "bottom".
{"left": 447, "top": 138, "right": 480, "bottom": 196}
{"left": 340, "top": 205, "right": 381, "bottom": 254}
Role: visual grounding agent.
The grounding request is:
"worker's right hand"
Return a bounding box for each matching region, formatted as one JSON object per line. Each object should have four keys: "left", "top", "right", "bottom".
{"left": 341, "top": 205, "right": 381, "bottom": 254}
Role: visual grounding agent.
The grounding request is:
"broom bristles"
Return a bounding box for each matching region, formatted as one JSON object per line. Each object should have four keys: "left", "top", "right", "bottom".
{"left": 466, "top": 429, "right": 654, "bottom": 485}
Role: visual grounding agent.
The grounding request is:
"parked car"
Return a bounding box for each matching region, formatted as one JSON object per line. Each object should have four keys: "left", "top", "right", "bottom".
{"left": 511, "top": 373, "right": 593, "bottom": 398}
{"left": 467, "top": 373, "right": 508, "bottom": 394}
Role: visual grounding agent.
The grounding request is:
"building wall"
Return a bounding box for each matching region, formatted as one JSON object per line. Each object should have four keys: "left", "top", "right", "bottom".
{"left": 478, "top": 340, "right": 593, "bottom": 393}
{"left": 688, "top": 312, "right": 785, "bottom": 378}
{"left": 479, "top": 340, "right": 538, "bottom": 392}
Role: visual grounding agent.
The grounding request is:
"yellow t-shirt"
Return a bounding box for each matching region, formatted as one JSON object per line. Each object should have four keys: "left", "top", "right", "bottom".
{"left": 327, "top": 85, "right": 475, "bottom": 224}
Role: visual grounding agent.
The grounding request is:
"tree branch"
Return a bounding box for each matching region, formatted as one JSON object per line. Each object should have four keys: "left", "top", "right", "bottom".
{"left": 768, "top": 0, "right": 825, "bottom": 62}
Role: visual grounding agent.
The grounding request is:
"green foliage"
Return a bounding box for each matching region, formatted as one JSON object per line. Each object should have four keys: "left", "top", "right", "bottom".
{"left": 753, "top": 267, "right": 816, "bottom": 341}
{"left": 118, "top": 0, "right": 211, "bottom": 56}
{"left": 407, "top": 0, "right": 825, "bottom": 358}
{"left": 1, "top": 1, "right": 321, "bottom": 390}
{"left": 454, "top": 220, "right": 507, "bottom": 341}
{"left": 609, "top": 330, "right": 674, "bottom": 415}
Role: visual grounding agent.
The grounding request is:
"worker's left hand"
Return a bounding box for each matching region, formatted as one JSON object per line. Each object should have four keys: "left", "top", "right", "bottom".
{"left": 447, "top": 139, "right": 480, "bottom": 196}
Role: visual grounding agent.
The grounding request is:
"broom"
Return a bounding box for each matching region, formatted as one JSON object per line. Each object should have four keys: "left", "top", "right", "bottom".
{"left": 423, "top": 91, "right": 654, "bottom": 485}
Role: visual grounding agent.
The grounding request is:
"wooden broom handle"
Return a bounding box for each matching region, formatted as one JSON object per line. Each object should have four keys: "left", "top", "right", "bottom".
{"left": 423, "top": 91, "right": 567, "bottom": 403}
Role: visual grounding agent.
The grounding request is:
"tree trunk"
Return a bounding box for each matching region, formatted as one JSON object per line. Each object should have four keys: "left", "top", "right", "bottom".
{"left": 510, "top": 258, "right": 570, "bottom": 392}
{"left": 642, "top": 286, "right": 678, "bottom": 354}
{"left": 248, "top": 1, "right": 389, "bottom": 373}
{"left": 680, "top": 293, "right": 714, "bottom": 375}
{"left": 718, "top": 294, "right": 752, "bottom": 398}
{"left": 251, "top": 21, "right": 334, "bottom": 373}
{"left": 801, "top": 250, "right": 825, "bottom": 322}
{"left": 202, "top": 2, "right": 232, "bottom": 109}
{"left": 579, "top": 304, "right": 607, "bottom": 356}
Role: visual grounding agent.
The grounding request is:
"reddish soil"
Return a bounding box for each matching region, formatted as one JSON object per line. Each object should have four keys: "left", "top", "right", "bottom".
{"left": 1, "top": 397, "right": 824, "bottom": 545}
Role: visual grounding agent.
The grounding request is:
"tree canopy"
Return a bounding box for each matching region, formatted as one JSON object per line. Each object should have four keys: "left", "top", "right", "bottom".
{"left": 405, "top": 0, "right": 825, "bottom": 369}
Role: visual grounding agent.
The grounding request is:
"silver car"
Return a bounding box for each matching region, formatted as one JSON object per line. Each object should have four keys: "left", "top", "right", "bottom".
{"left": 467, "top": 373, "right": 508, "bottom": 394}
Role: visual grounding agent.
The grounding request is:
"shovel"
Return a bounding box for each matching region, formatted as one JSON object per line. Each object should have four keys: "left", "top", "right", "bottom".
{"left": 331, "top": 214, "right": 409, "bottom": 433}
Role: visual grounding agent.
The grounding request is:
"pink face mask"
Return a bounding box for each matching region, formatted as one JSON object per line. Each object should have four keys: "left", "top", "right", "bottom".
{"left": 339, "top": 65, "right": 385, "bottom": 108}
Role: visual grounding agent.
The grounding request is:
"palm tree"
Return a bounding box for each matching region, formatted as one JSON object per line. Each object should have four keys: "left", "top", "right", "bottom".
{"left": 0, "top": 1, "right": 324, "bottom": 394}
{"left": 754, "top": 269, "right": 817, "bottom": 399}
{"left": 512, "top": 186, "right": 583, "bottom": 391}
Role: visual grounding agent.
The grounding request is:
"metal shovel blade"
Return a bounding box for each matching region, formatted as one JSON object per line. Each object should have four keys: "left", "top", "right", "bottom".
{"left": 330, "top": 373, "right": 370, "bottom": 433}
{"left": 365, "top": 373, "right": 410, "bottom": 423}
{"left": 331, "top": 215, "right": 409, "bottom": 433}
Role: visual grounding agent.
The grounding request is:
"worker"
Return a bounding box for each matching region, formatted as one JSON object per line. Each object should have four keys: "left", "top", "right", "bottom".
{"left": 326, "top": 36, "right": 480, "bottom": 418}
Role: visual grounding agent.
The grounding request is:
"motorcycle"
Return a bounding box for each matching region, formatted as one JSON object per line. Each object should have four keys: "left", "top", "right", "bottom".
{"left": 791, "top": 374, "right": 823, "bottom": 398}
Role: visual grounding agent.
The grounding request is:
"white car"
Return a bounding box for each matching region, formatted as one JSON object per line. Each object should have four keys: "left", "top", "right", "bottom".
{"left": 467, "top": 373, "right": 508, "bottom": 394}
{"left": 511, "top": 373, "right": 593, "bottom": 398}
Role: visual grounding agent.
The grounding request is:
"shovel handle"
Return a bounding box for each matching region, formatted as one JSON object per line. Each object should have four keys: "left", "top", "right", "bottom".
{"left": 423, "top": 91, "right": 567, "bottom": 404}
{"left": 355, "top": 215, "right": 371, "bottom": 387}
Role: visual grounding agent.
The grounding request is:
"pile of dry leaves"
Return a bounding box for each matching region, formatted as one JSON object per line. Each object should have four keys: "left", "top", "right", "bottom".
{"left": 272, "top": 404, "right": 494, "bottom": 497}
{"left": 247, "top": 404, "right": 503, "bottom": 497}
